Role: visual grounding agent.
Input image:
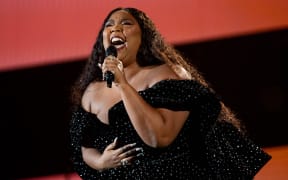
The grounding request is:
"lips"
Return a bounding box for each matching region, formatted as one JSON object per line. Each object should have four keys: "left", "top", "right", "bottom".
{"left": 110, "top": 36, "right": 126, "bottom": 49}
{"left": 111, "top": 37, "right": 125, "bottom": 45}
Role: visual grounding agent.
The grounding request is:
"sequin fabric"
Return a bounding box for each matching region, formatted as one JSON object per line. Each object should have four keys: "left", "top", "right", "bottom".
{"left": 69, "top": 79, "right": 271, "bottom": 180}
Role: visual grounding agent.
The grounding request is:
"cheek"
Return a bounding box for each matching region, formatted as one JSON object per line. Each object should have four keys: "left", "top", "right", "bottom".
{"left": 129, "top": 29, "right": 142, "bottom": 46}
{"left": 102, "top": 30, "right": 110, "bottom": 48}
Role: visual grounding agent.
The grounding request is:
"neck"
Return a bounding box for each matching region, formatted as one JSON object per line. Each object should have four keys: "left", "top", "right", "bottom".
{"left": 124, "top": 63, "right": 141, "bottom": 82}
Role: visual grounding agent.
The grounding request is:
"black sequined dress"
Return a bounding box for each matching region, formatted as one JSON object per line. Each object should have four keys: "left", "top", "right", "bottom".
{"left": 69, "top": 79, "right": 271, "bottom": 179}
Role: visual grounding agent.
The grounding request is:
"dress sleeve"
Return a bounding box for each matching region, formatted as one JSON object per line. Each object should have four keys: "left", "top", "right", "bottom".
{"left": 69, "top": 107, "right": 101, "bottom": 179}
{"left": 140, "top": 79, "right": 221, "bottom": 134}
{"left": 140, "top": 79, "right": 271, "bottom": 178}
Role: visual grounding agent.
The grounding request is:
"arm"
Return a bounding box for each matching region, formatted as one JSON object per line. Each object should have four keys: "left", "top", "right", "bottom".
{"left": 102, "top": 57, "right": 218, "bottom": 148}
{"left": 71, "top": 89, "right": 143, "bottom": 173}
{"left": 70, "top": 109, "right": 142, "bottom": 172}
{"left": 121, "top": 66, "right": 190, "bottom": 147}
{"left": 81, "top": 147, "right": 103, "bottom": 170}
{"left": 102, "top": 57, "right": 189, "bottom": 147}
{"left": 118, "top": 82, "right": 189, "bottom": 148}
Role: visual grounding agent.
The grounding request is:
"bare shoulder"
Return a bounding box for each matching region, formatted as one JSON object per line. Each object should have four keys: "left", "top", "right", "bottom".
{"left": 81, "top": 81, "right": 104, "bottom": 112}
{"left": 153, "top": 64, "right": 179, "bottom": 77}
{"left": 147, "top": 64, "right": 181, "bottom": 87}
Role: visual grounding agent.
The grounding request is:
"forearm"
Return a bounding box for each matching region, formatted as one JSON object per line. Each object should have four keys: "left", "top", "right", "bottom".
{"left": 81, "top": 146, "right": 104, "bottom": 171}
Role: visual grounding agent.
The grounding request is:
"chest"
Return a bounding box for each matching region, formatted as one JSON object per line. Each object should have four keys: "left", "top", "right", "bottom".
{"left": 89, "top": 86, "right": 121, "bottom": 124}
{"left": 89, "top": 80, "right": 149, "bottom": 124}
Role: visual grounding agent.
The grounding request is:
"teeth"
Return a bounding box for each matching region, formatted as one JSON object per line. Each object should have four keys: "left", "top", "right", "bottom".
{"left": 111, "top": 37, "right": 124, "bottom": 43}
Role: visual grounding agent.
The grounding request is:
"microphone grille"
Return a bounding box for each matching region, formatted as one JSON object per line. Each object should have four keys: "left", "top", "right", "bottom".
{"left": 105, "top": 46, "right": 117, "bottom": 57}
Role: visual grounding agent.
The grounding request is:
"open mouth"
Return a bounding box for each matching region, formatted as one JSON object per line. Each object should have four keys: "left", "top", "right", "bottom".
{"left": 111, "top": 37, "right": 126, "bottom": 49}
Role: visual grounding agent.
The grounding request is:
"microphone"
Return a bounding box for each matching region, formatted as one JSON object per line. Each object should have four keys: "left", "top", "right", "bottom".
{"left": 104, "top": 45, "right": 118, "bottom": 88}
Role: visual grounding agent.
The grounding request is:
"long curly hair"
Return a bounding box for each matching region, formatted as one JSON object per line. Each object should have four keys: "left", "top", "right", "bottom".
{"left": 70, "top": 7, "right": 243, "bottom": 131}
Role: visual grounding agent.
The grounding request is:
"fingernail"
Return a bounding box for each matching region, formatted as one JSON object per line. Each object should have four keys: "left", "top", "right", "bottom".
{"left": 135, "top": 147, "right": 143, "bottom": 152}
{"left": 137, "top": 153, "right": 144, "bottom": 157}
{"left": 130, "top": 143, "right": 136, "bottom": 146}
{"left": 114, "top": 137, "right": 118, "bottom": 142}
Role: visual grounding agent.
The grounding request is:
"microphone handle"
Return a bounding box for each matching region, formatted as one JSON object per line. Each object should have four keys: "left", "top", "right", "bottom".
{"left": 104, "top": 71, "right": 114, "bottom": 88}
{"left": 104, "top": 46, "right": 117, "bottom": 88}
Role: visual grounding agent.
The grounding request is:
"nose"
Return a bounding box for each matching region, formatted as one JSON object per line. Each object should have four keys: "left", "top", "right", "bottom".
{"left": 111, "top": 29, "right": 121, "bottom": 33}
{"left": 110, "top": 25, "right": 122, "bottom": 33}
{"left": 111, "top": 29, "right": 120, "bottom": 33}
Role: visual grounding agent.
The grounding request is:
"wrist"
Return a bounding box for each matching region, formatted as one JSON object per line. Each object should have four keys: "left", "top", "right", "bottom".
{"left": 117, "top": 81, "right": 130, "bottom": 91}
{"left": 95, "top": 158, "right": 105, "bottom": 171}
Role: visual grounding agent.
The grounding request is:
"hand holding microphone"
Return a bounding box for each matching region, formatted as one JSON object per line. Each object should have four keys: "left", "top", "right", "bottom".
{"left": 103, "top": 45, "right": 120, "bottom": 88}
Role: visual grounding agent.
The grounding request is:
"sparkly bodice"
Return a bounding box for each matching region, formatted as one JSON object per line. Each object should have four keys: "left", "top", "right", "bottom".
{"left": 69, "top": 79, "right": 271, "bottom": 179}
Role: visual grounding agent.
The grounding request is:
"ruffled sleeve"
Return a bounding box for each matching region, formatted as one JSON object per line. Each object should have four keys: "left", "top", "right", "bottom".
{"left": 140, "top": 79, "right": 271, "bottom": 178}
{"left": 139, "top": 79, "right": 221, "bottom": 134}
{"left": 69, "top": 107, "right": 102, "bottom": 179}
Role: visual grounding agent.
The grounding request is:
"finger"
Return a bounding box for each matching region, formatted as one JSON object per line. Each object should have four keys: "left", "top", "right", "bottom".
{"left": 114, "top": 143, "right": 136, "bottom": 155}
{"left": 119, "top": 147, "right": 144, "bottom": 159}
{"left": 102, "top": 60, "right": 118, "bottom": 74}
{"left": 124, "top": 156, "right": 134, "bottom": 162}
{"left": 103, "top": 56, "right": 116, "bottom": 65}
{"left": 105, "top": 137, "right": 118, "bottom": 151}
{"left": 117, "top": 60, "right": 123, "bottom": 72}
{"left": 119, "top": 155, "right": 136, "bottom": 166}
{"left": 102, "top": 57, "right": 114, "bottom": 69}
{"left": 102, "top": 60, "right": 118, "bottom": 82}
{"left": 120, "top": 158, "right": 130, "bottom": 166}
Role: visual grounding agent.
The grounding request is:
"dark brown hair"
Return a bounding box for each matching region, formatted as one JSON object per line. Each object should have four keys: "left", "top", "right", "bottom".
{"left": 70, "top": 7, "right": 243, "bottom": 131}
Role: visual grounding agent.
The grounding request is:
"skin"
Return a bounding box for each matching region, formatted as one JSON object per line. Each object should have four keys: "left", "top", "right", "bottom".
{"left": 80, "top": 10, "right": 190, "bottom": 171}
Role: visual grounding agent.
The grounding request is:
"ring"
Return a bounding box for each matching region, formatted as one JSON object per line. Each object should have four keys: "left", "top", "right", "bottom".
{"left": 120, "top": 159, "right": 128, "bottom": 166}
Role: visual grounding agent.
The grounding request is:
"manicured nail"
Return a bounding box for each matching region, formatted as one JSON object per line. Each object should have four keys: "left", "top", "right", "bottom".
{"left": 130, "top": 143, "right": 136, "bottom": 147}
{"left": 135, "top": 147, "right": 143, "bottom": 152}
{"left": 114, "top": 137, "right": 118, "bottom": 142}
{"left": 136, "top": 152, "right": 144, "bottom": 157}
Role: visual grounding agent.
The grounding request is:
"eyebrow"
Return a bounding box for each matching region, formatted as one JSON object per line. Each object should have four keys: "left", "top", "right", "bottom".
{"left": 107, "top": 17, "right": 133, "bottom": 23}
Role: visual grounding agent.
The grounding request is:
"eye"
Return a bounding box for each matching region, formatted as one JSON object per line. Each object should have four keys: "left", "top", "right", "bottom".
{"left": 121, "top": 20, "right": 133, "bottom": 25}
{"left": 104, "top": 21, "right": 114, "bottom": 27}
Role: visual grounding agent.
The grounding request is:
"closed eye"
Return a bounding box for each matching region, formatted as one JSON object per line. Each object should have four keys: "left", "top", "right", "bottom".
{"left": 105, "top": 21, "right": 113, "bottom": 27}
{"left": 121, "top": 19, "right": 133, "bottom": 25}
